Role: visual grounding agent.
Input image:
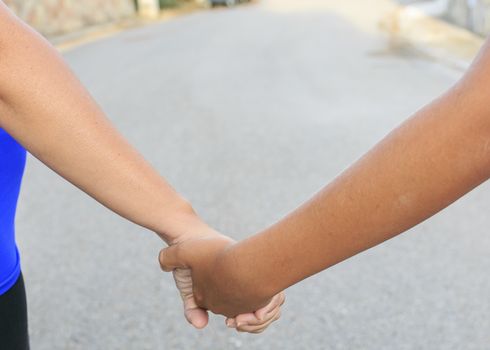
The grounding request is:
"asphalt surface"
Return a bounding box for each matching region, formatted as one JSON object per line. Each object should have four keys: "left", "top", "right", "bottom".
{"left": 16, "top": 0, "right": 490, "bottom": 349}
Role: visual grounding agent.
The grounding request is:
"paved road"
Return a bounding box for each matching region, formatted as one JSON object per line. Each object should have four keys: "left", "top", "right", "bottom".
{"left": 16, "top": 0, "right": 490, "bottom": 349}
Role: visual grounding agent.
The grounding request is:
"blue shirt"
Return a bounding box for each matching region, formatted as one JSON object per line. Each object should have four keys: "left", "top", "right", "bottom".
{"left": 0, "top": 128, "right": 26, "bottom": 295}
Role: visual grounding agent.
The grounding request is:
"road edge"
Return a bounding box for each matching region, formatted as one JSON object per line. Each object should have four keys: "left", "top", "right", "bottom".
{"left": 52, "top": 2, "right": 203, "bottom": 53}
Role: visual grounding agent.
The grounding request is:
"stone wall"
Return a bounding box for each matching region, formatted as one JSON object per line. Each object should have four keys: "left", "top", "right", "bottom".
{"left": 3, "top": 0, "right": 136, "bottom": 36}
{"left": 446, "top": 0, "right": 490, "bottom": 35}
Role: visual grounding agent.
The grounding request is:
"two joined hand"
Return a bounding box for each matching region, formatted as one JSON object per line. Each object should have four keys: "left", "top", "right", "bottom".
{"left": 159, "top": 231, "right": 284, "bottom": 333}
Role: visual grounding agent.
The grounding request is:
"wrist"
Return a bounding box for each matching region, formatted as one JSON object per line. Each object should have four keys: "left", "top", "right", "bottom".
{"left": 216, "top": 244, "right": 274, "bottom": 311}
{"left": 153, "top": 198, "right": 215, "bottom": 245}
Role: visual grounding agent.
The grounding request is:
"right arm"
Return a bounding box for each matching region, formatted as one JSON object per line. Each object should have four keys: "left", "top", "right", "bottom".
{"left": 160, "top": 39, "right": 490, "bottom": 318}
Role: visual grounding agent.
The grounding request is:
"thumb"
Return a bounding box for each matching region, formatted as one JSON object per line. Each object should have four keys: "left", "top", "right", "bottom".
{"left": 172, "top": 268, "right": 209, "bottom": 329}
{"left": 159, "top": 245, "right": 187, "bottom": 272}
{"left": 183, "top": 295, "right": 209, "bottom": 329}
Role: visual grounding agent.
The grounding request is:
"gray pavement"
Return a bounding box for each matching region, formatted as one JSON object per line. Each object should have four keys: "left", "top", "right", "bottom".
{"left": 16, "top": 0, "right": 490, "bottom": 349}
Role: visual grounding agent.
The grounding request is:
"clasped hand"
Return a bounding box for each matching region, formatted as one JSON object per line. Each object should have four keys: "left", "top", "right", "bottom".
{"left": 159, "top": 231, "right": 284, "bottom": 333}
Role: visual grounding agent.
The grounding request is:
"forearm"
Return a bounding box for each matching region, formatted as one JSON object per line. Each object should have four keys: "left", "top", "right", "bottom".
{"left": 0, "top": 5, "right": 200, "bottom": 242}
{"left": 221, "top": 48, "right": 490, "bottom": 299}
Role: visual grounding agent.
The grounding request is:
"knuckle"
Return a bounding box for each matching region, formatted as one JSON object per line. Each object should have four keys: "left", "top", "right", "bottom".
{"left": 274, "top": 311, "right": 282, "bottom": 321}
{"left": 174, "top": 244, "right": 183, "bottom": 261}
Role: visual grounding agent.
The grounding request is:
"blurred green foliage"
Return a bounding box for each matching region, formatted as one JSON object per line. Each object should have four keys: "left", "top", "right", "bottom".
{"left": 159, "top": 0, "right": 178, "bottom": 8}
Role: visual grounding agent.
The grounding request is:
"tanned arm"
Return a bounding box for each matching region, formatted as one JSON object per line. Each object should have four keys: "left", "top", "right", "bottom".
{"left": 160, "top": 39, "right": 490, "bottom": 320}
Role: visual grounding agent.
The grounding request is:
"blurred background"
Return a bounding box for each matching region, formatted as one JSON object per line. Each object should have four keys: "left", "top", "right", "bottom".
{"left": 6, "top": 0, "right": 490, "bottom": 349}
{"left": 4, "top": 0, "right": 490, "bottom": 37}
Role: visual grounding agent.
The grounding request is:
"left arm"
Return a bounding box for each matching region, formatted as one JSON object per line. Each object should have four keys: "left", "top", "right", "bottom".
{"left": 0, "top": 4, "right": 281, "bottom": 331}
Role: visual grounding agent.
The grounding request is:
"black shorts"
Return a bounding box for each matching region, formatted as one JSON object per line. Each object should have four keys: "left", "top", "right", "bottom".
{"left": 0, "top": 273, "right": 29, "bottom": 350}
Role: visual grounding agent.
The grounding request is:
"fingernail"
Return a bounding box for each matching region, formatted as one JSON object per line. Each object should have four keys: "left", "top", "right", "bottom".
{"left": 226, "top": 320, "right": 233, "bottom": 328}
{"left": 236, "top": 322, "right": 243, "bottom": 328}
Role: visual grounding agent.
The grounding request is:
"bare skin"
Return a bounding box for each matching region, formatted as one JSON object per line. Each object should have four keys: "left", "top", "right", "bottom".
{"left": 0, "top": 3, "right": 282, "bottom": 332}
{"left": 160, "top": 38, "right": 490, "bottom": 327}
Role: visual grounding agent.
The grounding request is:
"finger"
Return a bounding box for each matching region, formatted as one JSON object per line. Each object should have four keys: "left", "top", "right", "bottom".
{"left": 237, "top": 311, "right": 281, "bottom": 334}
{"left": 254, "top": 292, "right": 285, "bottom": 321}
{"left": 172, "top": 268, "right": 209, "bottom": 329}
{"left": 182, "top": 292, "right": 209, "bottom": 329}
{"left": 235, "top": 292, "right": 285, "bottom": 327}
{"left": 185, "top": 304, "right": 209, "bottom": 329}
{"left": 236, "top": 306, "right": 277, "bottom": 328}
{"left": 225, "top": 318, "right": 237, "bottom": 329}
{"left": 159, "top": 245, "right": 186, "bottom": 272}
{"left": 234, "top": 313, "right": 258, "bottom": 327}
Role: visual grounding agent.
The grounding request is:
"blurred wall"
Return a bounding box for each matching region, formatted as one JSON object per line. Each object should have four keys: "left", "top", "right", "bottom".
{"left": 447, "top": 0, "right": 490, "bottom": 35}
{"left": 4, "top": 0, "right": 136, "bottom": 37}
